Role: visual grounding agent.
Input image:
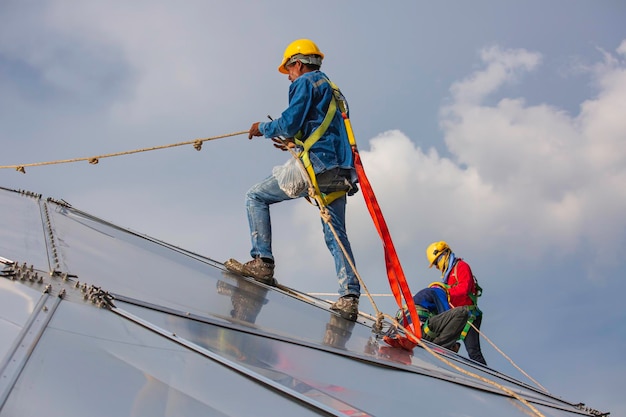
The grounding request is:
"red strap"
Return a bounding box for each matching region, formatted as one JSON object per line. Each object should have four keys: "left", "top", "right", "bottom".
{"left": 353, "top": 150, "right": 421, "bottom": 341}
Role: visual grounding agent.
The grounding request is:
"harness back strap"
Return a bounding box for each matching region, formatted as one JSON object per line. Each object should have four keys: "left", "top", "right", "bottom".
{"left": 451, "top": 263, "right": 482, "bottom": 306}
{"left": 450, "top": 263, "right": 482, "bottom": 341}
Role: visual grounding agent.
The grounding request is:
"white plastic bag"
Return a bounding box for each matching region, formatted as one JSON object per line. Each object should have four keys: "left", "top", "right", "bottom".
{"left": 272, "top": 157, "right": 308, "bottom": 198}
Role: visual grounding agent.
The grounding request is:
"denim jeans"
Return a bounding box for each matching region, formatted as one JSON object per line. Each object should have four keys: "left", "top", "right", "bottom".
{"left": 245, "top": 173, "right": 360, "bottom": 298}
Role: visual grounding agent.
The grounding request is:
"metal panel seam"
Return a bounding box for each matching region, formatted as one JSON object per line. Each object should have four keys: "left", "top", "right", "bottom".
{"left": 0, "top": 292, "right": 62, "bottom": 409}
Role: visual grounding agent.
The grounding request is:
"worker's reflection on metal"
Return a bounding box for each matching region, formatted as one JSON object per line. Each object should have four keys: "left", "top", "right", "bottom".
{"left": 323, "top": 312, "right": 356, "bottom": 350}
{"left": 216, "top": 278, "right": 269, "bottom": 324}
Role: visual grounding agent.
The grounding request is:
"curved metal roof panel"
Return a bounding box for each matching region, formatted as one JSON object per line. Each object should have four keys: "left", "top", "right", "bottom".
{"left": 0, "top": 187, "right": 608, "bottom": 416}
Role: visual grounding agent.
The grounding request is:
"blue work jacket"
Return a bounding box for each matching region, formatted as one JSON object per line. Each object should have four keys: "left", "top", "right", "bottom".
{"left": 258, "top": 70, "right": 354, "bottom": 176}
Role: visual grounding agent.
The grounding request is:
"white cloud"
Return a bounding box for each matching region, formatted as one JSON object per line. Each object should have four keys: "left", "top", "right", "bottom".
{"left": 448, "top": 46, "right": 541, "bottom": 105}
{"left": 337, "top": 43, "right": 626, "bottom": 279}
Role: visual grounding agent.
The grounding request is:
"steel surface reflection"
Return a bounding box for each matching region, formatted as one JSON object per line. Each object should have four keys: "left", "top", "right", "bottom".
{"left": 0, "top": 280, "right": 41, "bottom": 365}
{"left": 0, "top": 187, "right": 603, "bottom": 417}
{"left": 0, "top": 190, "right": 49, "bottom": 270}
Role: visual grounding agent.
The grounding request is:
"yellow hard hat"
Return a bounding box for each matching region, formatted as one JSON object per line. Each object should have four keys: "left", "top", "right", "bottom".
{"left": 278, "top": 39, "right": 324, "bottom": 74}
{"left": 426, "top": 241, "right": 450, "bottom": 268}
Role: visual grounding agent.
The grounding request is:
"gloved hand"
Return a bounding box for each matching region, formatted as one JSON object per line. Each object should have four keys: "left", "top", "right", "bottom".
{"left": 271, "top": 137, "right": 296, "bottom": 151}
{"left": 248, "top": 122, "right": 262, "bottom": 139}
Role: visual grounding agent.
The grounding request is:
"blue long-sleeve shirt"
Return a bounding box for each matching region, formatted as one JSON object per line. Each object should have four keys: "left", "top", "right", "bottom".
{"left": 258, "top": 70, "right": 354, "bottom": 176}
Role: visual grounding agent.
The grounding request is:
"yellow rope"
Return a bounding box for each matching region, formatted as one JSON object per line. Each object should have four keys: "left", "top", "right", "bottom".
{"left": 388, "top": 314, "right": 547, "bottom": 417}
{"left": 445, "top": 297, "right": 547, "bottom": 392}
{"left": 1, "top": 130, "right": 248, "bottom": 173}
{"left": 465, "top": 317, "right": 548, "bottom": 392}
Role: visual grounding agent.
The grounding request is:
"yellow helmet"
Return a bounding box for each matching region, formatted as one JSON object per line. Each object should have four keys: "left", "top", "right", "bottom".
{"left": 426, "top": 241, "right": 450, "bottom": 268}
{"left": 278, "top": 39, "right": 324, "bottom": 74}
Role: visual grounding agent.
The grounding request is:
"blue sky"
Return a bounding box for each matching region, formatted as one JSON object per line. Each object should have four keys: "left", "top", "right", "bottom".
{"left": 1, "top": 1, "right": 624, "bottom": 414}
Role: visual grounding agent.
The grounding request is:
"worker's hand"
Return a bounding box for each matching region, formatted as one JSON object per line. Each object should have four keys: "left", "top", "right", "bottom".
{"left": 248, "top": 122, "right": 262, "bottom": 139}
{"left": 272, "top": 137, "right": 296, "bottom": 151}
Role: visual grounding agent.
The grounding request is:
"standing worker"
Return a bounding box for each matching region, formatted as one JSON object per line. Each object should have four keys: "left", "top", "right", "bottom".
{"left": 225, "top": 39, "right": 361, "bottom": 321}
{"left": 426, "top": 241, "right": 487, "bottom": 365}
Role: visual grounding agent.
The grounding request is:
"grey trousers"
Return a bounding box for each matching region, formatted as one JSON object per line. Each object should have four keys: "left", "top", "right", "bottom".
{"left": 423, "top": 306, "right": 470, "bottom": 351}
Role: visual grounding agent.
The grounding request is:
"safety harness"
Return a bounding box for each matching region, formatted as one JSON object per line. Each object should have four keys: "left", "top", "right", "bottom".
{"left": 293, "top": 77, "right": 353, "bottom": 206}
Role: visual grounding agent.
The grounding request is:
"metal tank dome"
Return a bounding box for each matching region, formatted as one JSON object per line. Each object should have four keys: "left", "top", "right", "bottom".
{"left": 0, "top": 186, "right": 608, "bottom": 416}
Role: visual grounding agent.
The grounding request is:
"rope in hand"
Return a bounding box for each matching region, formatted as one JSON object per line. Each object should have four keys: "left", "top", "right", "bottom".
{"left": 1, "top": 130, "right": 249, "bottom": 173}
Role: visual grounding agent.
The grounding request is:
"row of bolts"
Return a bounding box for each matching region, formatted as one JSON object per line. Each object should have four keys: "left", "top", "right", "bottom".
{"left": 4, "top": 195, "right": 112, "bottom": 307}
{"left": 5, "top": 262, "right": 114, "bottom": 308}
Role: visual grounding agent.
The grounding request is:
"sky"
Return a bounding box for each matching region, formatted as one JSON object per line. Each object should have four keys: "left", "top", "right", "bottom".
{"left": 1, "top": 1, "right": 625, "bottom": 414}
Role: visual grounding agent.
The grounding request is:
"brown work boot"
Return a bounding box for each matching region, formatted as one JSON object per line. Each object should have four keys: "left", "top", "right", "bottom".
{"left": 224, "top": 258, "right": 276, "bottom": 286}
{"left": 330, "top": 296, "right": 359, "bottom": 322}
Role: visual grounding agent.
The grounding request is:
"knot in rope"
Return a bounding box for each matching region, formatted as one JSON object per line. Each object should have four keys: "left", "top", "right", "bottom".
{"left": 0, "top": 130, "right": 248, "bottom": 173}
{"left": 319, "top": 207, "right": 331, "bottom": 223}
{"left": 373, "top": 311, "right": 385, "bottom": 334}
